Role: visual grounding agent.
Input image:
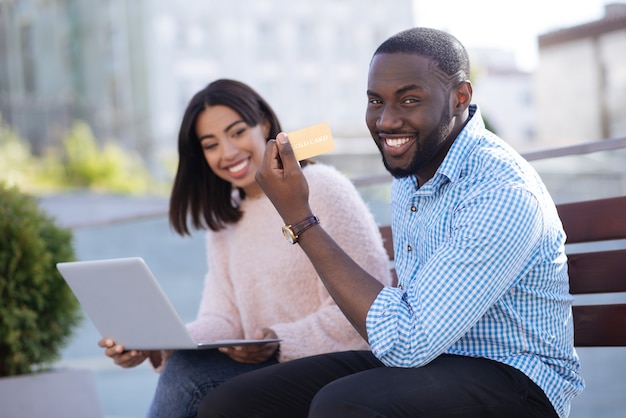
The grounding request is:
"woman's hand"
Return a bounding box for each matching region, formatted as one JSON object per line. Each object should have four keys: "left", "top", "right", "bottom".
{"left": 98, "top": 337, "right": 150, "bottom": 368}
{"left": 218, "top": 328, "right": 280, "bottom": 364}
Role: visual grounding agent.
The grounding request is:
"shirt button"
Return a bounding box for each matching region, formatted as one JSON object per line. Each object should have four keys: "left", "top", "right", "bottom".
{"left": 411, "top": 206, "right": 417, "bottom": 212}
{"left": 398, "top": 283, "right": 403, "bottom": 290}
{"left": 407, "top": 245, "right": 412, "bottom": 252}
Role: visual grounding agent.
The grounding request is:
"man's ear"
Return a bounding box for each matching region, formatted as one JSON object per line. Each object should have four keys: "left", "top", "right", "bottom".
{"left": 454, "top": 81, "right": 473, "bottom": 113}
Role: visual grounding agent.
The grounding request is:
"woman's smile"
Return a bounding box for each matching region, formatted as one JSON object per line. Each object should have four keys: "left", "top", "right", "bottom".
{"left": 225, "top": 158, "right": 251, "bottom": 179}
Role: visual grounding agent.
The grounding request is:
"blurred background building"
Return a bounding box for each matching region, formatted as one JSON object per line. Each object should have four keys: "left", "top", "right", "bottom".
{"left": 469, "top": 48, "right": 537, "bottom": 151}
{"left": 0, "top": 0, "right": 413, "bottom": 167}
{"left": 0, "top": 0, "right": 149, "bottom": 155}
{"left": 0, "top": 0, "right": 625, "bottom": 171}
{"left": 535, "top": 2, "right": 626, "bottom": 146}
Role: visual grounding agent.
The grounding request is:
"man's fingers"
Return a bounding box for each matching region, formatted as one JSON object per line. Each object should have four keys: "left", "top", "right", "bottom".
{"left": 265, "top": 139, "right": 282, "bottom": 171}
{"left": 257, "top": 139, "right": 281, "bottom": 188}
{"left": 275, "top": 133, "right": 300, "bottom": 172}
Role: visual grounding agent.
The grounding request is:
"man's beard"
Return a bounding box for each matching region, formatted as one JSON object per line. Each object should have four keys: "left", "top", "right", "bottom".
{"left": 380, "top": 109, "right": 452, "bottom": 179}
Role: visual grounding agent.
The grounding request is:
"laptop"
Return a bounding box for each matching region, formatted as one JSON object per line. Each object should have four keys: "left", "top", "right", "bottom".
{"left": 57, "top": 257, "right": 280, "bottom": 350}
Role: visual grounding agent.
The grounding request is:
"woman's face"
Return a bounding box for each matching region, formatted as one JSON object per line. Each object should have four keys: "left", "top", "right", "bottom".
{"left": 195, "top": 105, "right": 270, "bottom": 198}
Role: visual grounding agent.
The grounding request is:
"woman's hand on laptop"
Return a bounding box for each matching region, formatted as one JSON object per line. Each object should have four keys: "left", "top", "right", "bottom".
{"left": 218, "top": 328, "right": 280, "bottom": 364}
{"left": 98, "top": 337, "right": 150, "bottom": 368}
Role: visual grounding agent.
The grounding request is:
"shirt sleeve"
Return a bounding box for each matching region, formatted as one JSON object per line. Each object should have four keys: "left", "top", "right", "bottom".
{"left": 367, "top": 186, "right": 544, "bottom": 367}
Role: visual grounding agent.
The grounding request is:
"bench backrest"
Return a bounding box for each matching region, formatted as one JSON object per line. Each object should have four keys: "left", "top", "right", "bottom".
{"left": 378, "top": 195, "right": 626, "bottom": 347}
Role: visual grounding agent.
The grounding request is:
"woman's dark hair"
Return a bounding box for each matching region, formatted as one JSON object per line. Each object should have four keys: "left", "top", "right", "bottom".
{"left": 169, "top": 79, "right": 284, "bottom": 235}
{"left": 374, "top": 27, "right": 470, "bottom": 82}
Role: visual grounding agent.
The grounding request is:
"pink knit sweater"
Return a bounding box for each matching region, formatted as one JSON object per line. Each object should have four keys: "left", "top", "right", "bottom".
{"left": 183, "top": 163, "right": 392, "bottom": 362}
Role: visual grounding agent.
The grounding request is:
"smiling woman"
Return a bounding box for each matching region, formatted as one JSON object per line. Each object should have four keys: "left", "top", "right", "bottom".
{"left": 94, "top": 78, "right": 393, "bottom": 418}
{"left": 195, "top": 104, "right": 269, "bottom": 197}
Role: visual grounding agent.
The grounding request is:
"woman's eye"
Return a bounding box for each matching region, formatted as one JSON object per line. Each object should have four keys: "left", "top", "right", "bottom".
{"left": 232, "top": 127, "right": 246, "bottom": 138}
{"left": 202, "top": 143, "right": 217, "bottom": 151}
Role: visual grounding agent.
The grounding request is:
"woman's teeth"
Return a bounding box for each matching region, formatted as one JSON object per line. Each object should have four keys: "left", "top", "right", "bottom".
{"left": 229, "top": 160, "right": 248, "bottom": 173}
{"left": 385, "top": 137, "right": 411, "bottom": 147}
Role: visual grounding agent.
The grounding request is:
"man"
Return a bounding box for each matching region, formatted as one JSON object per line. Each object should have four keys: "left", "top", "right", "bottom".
{"left": 197, "top": 27, "right": 583, "bottom": 418}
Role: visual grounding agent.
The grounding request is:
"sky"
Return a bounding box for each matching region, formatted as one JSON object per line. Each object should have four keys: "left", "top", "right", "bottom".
{"left": 412, "top": 0, "right": 615, "bottom": 71}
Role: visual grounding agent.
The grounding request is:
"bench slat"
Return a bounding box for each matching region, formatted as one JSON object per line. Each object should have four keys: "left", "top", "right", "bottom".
{"left": 573, "top": 304, "right": 626, "bottom": 346}
{"left": 568, "top": 249, "right": 626, "bottom": 294}
{"left": 558, "top": 196, "right": 626, "bottom": 244}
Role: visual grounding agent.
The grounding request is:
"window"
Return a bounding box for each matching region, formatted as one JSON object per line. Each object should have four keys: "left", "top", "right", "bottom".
{"left": 20, "top": 22, "right": 35, "bottom": 94}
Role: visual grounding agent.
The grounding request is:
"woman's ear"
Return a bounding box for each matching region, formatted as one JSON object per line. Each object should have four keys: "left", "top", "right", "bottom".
{"left": 262, "top": 119, "right": 272, "bottom": 140}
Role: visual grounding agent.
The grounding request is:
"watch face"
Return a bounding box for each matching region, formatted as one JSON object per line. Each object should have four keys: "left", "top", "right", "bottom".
{"left": 282, "top": 225, "right": 297, "bottom": 244}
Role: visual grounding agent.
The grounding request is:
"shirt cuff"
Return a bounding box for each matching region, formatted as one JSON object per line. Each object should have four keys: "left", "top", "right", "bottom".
{"left": 366, "top": 285, "right": 405, "bottom": 361}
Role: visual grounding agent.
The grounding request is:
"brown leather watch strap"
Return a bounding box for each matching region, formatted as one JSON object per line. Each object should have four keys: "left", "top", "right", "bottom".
{"left": 290, "top": 215, "right": 320, "bottom": 238}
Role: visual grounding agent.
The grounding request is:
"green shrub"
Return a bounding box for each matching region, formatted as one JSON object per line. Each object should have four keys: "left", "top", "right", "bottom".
{"left": 0, "top": 115, "right": 39, "bottom": 190}
{"left": 1, "top": 115, "right": 165, "bottom": 194}
{"left": 0, "top": 182, "right": 81, "bottom": 377}
{"left": 60, "top": 121, "right": 155, "bottom": 193}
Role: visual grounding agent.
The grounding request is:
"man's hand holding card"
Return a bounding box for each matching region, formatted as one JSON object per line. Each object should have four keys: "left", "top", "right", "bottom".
{"left": 256, "top": 122, "right": 335, "bottom": 225}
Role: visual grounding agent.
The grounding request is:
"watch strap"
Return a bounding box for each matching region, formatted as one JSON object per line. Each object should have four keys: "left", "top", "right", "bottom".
{"left": 288, "top": 215, "right": 320, "bottom": 241}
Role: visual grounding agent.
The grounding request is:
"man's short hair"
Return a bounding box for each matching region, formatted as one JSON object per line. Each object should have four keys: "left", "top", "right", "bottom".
{"left": 374, "top": 27, "right": 470, "bottom": 80}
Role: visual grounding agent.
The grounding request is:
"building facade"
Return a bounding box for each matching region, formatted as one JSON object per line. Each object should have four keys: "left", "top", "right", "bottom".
{"left": 469, "top": 47, "right": 537, "bottom": 152}
{"left": 0, "top": 0, "right": 414, "bottom": 163}
{"left": 535, "top": 3, "right": 626, "bottom": 146}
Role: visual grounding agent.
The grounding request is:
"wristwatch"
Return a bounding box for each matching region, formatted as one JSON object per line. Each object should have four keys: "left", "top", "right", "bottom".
{"left": 282, "top": 215, "right": 320, "bottom": 244}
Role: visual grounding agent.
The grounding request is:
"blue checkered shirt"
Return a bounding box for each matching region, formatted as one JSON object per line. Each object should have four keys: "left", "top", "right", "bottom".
{"left": 366, "top": 105, "right": 584, "bottom": 418}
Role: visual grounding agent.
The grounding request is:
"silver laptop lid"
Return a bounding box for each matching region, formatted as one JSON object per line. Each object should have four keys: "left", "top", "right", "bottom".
{"left": 57, "top": 257, "right": 198, "bottom": 350}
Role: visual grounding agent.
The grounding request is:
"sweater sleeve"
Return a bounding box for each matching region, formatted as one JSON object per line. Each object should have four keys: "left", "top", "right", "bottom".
{"left": 185, "top": 230, "right": 244, "bottom": 342}
{"left": 270, "top": 164, "right": 393, "bottom": 360}
{"left": 306, "top": 164, "right": 393, "bottom": 288}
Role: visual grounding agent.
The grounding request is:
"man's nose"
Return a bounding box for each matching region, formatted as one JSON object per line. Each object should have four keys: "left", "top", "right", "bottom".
{"left": 377, "top": 105, "right": 402, "bottom": 131}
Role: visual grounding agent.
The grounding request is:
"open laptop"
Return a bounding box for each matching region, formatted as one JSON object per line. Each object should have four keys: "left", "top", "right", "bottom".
{"left": 57, "top": 257, "right": 280, "bottom": 350}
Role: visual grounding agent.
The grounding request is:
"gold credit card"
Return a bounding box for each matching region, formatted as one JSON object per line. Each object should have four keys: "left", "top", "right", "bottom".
{"left": 287, "top": 122, "right": 335, "bottom": 161}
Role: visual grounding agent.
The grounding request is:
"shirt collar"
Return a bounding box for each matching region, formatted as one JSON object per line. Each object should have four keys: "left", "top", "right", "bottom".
{"left": 436, "top": 104, "right": 483, "bottom": 184}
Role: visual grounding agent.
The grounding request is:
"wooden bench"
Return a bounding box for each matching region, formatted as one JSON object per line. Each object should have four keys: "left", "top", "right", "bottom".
{"left": 378, "top": 195, "right": 626, "bottom": 347}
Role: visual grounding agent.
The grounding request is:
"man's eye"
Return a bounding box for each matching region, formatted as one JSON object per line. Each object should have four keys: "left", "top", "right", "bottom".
{"left": 403, "top": 98, "right": 419, "bottom": 104}
{"left": 368, "top": 98, "right": 382, "bottom": 105}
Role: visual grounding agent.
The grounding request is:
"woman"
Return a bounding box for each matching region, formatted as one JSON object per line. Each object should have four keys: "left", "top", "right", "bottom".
{"left": 98, "top": 79, "right": 392, "bottom": 417}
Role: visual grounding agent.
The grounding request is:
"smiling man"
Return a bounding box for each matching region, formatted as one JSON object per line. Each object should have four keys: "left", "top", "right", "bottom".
{"left": 197, "top": 27, "right": 584, "bottom": 418}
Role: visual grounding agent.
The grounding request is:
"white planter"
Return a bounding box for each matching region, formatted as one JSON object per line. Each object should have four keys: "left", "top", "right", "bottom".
{"left": 0, "top": 368, "right": 102, "bottom": 418}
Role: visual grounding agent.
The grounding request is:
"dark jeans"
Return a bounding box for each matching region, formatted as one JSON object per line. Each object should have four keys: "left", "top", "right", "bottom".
{"left": 146, "top": 349, "right": 278, "bottom": 418}
{"left": 197, "top": 351, "right": 558, "bottom": 418}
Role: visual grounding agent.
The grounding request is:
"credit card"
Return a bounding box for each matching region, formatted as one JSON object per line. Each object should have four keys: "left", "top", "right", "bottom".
{"left": 287, "top": 122, "right": 335, "bottom": 161}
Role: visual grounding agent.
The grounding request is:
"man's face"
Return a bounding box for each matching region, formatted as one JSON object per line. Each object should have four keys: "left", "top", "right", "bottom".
{"left": 366, "top": 53, "right": 455, "bottom": 180}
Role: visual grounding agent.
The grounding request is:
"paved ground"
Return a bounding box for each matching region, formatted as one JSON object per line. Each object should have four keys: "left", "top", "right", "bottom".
{"left": 39, "top": 192, "right": 626, "bottom": 418}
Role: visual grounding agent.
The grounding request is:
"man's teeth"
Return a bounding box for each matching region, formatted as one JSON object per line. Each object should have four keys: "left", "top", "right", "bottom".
{"left": 386, "top": 137, "right": 411, "bottom": 147}
{"left": 229, "top": 160, "right": 248, "bottom": 173}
